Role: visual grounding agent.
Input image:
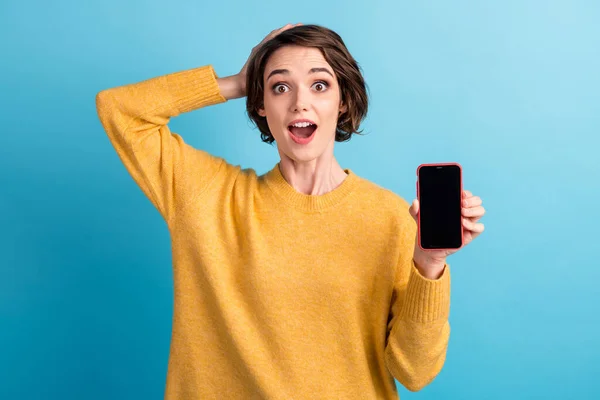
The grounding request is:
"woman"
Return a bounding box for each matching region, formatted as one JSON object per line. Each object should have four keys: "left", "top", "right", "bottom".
{"left": 96, "top": 23, "right": 485, "bottom": 399}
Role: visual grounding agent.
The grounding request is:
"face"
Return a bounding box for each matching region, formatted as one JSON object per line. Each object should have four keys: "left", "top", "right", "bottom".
{"left": 258, "top": 46, "right": 347, "bottom": 164}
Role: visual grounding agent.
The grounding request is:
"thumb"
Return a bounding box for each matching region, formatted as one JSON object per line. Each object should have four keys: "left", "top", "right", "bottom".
{"left": 409, "top": 199, "right": 419, "bottom": 219}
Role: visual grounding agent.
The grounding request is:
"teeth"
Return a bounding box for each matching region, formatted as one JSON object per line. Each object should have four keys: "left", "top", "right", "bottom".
{"left": 291, "top": 122, "right": 314, "bottom": 128}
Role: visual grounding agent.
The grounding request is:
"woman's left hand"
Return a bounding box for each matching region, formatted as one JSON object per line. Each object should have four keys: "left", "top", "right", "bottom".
{"left": 408, "top": 190, "right": 486, "bottom": 279}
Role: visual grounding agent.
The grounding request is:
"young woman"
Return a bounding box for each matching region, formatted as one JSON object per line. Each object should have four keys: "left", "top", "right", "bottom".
{"left": 96, "top": 23, "right": 485, "bottom": 399}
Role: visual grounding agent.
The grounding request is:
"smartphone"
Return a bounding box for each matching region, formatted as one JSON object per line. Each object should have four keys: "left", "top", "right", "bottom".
{"left": 416, "top": 163, "right": 464, "bottom": 250}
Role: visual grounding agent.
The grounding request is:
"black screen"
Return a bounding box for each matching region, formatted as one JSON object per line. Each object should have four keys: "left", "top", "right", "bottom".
{"left": 418, "top": 165, "right": 462, "bottom": 249}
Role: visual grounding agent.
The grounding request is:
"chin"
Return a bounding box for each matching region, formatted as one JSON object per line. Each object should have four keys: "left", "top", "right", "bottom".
{"left": 280, "top": 143, "right": 330, "bottom": 164}
{"left": 279, "top": 148, "right": 317, "bottom": 163}
{"left": 274, "top": 129, "right": 335, "bottom": 163}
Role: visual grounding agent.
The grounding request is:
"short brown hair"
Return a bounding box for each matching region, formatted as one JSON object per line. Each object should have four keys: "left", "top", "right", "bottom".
{"left": 245, "top": 24, "right": 369, "bottom": 144}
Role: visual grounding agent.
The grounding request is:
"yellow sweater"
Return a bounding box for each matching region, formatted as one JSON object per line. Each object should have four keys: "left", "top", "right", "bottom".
{"left": 95, "top": 65, "right": 451, "bottom": 399}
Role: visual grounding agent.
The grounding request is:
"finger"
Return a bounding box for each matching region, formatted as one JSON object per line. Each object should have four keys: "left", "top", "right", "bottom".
{"left": 265, "top": 24, "right": 291, "bottom": 41}
{"left": 266, "top": 30, "right": 280, "bottom": 40}
{"left": 467, "top": 214, "right": 483, "bottom": 223}
{"left": 462, "top": 205, "right": 485, "bottom": 218}
{"left": 278, "top": 23, "right": 293, "bottom": 33}
{"left": 463, "top": 190, "right": 472, "bottom": 198}
{"left": 463, "top": 195, "right": 482, "bottom": 208}
{"left": 462, "top": 218, "right": 485, "bottom": 233}
{"left": 268, "top": 24, "right": 295, "bottom": 41}
{"left": 409, "top": 199, "right": 419, "bottom": 218}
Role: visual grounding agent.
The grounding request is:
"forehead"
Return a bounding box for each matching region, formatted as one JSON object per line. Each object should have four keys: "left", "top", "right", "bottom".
{"left": 264, "top": 46, "right": 331, "bottom": 77}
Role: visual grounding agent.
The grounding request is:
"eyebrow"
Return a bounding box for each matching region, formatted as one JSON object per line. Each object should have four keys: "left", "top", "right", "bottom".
{"left": 266, "top": 67, "right": 334, "bottom": 81}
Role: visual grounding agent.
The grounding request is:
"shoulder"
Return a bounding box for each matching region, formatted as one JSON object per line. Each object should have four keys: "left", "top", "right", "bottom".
{"left": 351, "top": 174, "right": 415, "bottom": 230}
{"left": 354, "top": 175, "right": 412, "bottom": 214}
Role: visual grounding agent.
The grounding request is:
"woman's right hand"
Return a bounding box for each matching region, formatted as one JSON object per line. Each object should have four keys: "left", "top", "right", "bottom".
{"left": 218, "top": 23, "right": 302, "bottom": 100}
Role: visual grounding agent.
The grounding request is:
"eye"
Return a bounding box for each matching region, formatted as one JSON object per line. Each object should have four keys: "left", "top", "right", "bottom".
{"left": 312, "top": 81, "right": 329, "bottom": 92}
{"left": 272, "top": 83, "right": 289, "bottom": 94}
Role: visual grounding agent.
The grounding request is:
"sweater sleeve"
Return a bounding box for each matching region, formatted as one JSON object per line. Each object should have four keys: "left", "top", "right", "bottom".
{"left": 384, "top": 202, "right": 451, "bottom": 392}
{"left": 95, "top": 65, "right": 227, "bottom": 224}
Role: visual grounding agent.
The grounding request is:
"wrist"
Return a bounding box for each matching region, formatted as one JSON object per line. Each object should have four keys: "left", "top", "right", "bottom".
{"left": 217, "top": 74, "right": 246, "bottom": 100}
{"left": 413, "top": 257, "right": 446, "bottom": 280}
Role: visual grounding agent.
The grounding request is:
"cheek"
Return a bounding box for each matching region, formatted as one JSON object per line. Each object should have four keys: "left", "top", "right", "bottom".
{"left": 263, "top": 96, "right": 287, "bottom": 119}
{"left": 315, "top": 98, "right": 340, "bottom": 123}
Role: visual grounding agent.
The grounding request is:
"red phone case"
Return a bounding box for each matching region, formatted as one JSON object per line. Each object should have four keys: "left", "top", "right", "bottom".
{"left": 416, "top": 162, "right": 464, "bottom": 251}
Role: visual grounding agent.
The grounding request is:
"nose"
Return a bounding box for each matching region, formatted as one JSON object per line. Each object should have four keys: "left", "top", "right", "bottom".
{"left": 290, "top": 87, "right": 310, "bottom": 112}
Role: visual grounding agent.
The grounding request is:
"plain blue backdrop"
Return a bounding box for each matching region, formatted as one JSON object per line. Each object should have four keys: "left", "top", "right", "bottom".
{"left": 1, "top": 0, "right": 598, "bottom": 399}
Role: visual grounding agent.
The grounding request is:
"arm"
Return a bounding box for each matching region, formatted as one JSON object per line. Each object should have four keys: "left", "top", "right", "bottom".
{"left": 95, "top": 65, "right": 240, "bottom": 223}
{"left": 216, "top": 74, "right": 246, "bottom": 100}
{"left": 384, "top": 201, "right": 451, "bottom": 392}
{"left": 95, "top": 24, "right": 301, "bottom": 223}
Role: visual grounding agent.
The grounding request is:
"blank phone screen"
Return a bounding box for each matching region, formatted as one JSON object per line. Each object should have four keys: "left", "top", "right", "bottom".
{"left": 418, "top": 165, "right": 462, "bottom": 249}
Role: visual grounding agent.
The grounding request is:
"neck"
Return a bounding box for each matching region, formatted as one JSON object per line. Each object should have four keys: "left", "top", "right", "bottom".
{"left": 278, "top": 156, "right": 348, "bottom": 196}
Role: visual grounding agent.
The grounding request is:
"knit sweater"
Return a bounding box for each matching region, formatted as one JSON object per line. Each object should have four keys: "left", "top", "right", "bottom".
{"left": 95, "top": 64, "right": 451, "bottom": 399}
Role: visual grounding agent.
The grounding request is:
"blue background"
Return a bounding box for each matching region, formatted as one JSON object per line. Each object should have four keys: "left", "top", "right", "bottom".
{"left": 1, "top": 0, "right": 598, "bottom": 398}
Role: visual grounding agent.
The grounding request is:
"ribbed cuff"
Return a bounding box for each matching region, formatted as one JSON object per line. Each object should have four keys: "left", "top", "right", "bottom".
{"left": 399, "top": 260, "right": 451, "bottom": 323}
{"left": 165, "top": 65, "right": 227, "bottom": 114}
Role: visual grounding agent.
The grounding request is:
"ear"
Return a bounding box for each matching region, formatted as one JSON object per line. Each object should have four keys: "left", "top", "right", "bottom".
{"left": 339, "top": 102, "right": 347, "bottom": 115}
{"left": 257, "top": 107, "right": 266, "bottom": 117}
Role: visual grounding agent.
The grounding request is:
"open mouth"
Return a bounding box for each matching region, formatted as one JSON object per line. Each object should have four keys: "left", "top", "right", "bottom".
{"left": 288, "top": 123, "right": 317, "bottom": 138}
{"left": 288, "top": 122, "right": 317, "bottom": 144}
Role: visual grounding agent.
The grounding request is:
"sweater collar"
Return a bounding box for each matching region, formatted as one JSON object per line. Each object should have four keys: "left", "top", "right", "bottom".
{"left": 262, "top": 162, "right": 361, "bottom": 212}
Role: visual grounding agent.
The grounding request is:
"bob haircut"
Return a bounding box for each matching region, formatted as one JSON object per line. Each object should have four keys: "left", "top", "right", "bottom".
{"left": 245, "top": 24, "right": 369, "bottom": 144}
